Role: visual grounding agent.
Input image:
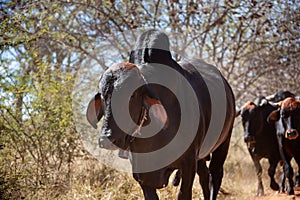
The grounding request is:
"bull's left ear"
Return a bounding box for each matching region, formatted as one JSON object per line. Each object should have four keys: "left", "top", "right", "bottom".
{"left": 86, "top": 93, "right": 103, "bottom": 129}
{"left": 267, "top": 109, "right": 280, "bottom": 123}
{"left": 144, "top": 96, "right": 168, "bottom": 126}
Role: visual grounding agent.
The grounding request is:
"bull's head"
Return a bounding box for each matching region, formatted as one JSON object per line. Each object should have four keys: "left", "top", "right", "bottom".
{"left": 237, "top": 101, "right": 260, "bottom": 151}
{"left": 268, "top": 97, "right": 300, "bottom": 140}
{"left": 86, "top": 62, "right": 168, "bottom": 150}
{"left": 236, "top": 99, "right": 276, "bottom": 151}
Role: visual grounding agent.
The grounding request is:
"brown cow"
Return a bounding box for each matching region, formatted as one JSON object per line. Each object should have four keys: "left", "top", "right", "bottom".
{"left": 236, "top": 98, "right": 280, "bottom": 196}
{"left": 268, "top": 97, "right": 300, "bottom": 195}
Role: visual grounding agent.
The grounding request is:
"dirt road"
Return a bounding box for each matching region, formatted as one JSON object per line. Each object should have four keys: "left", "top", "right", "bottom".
{"left": 245, "top": 188, "right": 300, "bottom": 200}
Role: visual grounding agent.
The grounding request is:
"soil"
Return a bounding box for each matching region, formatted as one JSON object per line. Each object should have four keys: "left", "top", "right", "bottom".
{"left": 246, "top": 187, "right": 300, "bottom": 200}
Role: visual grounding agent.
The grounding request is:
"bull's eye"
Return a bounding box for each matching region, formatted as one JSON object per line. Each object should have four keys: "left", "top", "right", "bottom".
{"left": 281, "top": 111, "right": 289, "bottom": 119}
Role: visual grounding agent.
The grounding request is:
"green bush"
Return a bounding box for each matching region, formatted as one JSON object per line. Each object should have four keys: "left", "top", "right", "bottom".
{"left": 0, "top": 62, "right": 80, "bottom": 198}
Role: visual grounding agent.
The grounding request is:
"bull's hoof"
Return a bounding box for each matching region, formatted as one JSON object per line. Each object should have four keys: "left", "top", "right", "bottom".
{"left": 256, "top": 189, "right": 264, "bottom": 196}
{"left": 295, "top": 178, "right": 300, "bottom": 187}
{"left": 279, "top": 186, "right": 285, "bottom": 194}
{"left": 287, "top": 188, "right": 295, "bottom": 195}
{"left": 256, "top": 192, "right": 264, "bottom": 196}
{"left": 270, "top": 181, "right": 280, "bottom": 191}
{"left": 256, "top": 184, "right": 264, "bottom": 196}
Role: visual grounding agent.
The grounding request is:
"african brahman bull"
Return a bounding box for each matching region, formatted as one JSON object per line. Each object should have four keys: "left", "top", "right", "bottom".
{"left": 129, "top": 29, "right": 211, "bottom": 197}
{"left": 86, "top": 59, "right": 235, "bottom": 200}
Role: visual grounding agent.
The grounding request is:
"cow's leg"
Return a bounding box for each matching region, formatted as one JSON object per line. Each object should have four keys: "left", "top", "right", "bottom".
{"left": 172, "top": 170, "right": 181, "bottom": 186}
{"left": 277, "top": 136, "right": 286, "bottom": 193}
{"left": 283, "top": 158, "right": 294, "bottom": 195}
{"left": 209, "top": 136, "right": 231, "bottom": 200}
{"left": 277, "top": 135, "right": 294, "bottom": 195}
{"left": 177, "top": 159, "right": 196, "bottom": 200}
{"left": 197, "top": 159, "right": 210, "bottom": 200}
{"left": 268, "top": 158, "right": 279, "bottom": 191}
{"left": 280, "top": 167, "right": 286, "bottom": 193}
{"left": 140, "top": 185, "right": 159, "bottom": 200}
{"left": 294, "top": 158, "right": 300, "bottom": 187}
{"left": 250, "top": 154, "right": 264, "bottom": 196}
{"left": 295, "top": 171, "right": 300, "bottom": 187}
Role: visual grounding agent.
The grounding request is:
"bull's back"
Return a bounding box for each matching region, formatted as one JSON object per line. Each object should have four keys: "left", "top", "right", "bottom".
{"left": 178, "top": 59, "right": 235, "bottom": 158}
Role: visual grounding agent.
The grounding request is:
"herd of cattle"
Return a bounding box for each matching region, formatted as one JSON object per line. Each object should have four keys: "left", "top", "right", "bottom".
{"left": 236, "top": 90, "right": 300, "bottom": 196}
{"left": 86, "top": 29, "right": 300, "bottom": 200}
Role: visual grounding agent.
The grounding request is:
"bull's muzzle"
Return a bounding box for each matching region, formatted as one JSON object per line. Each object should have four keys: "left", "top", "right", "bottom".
{"left": 99, "top": 136, "right": 117, "bottom": 150}
{"left": 285, "top": 129, "right": 299, "bottom": 140}
{"left": 99, "top": 129, "right": 118, "bottom": 150}
{"left": 244, "top": 135, "right": 256, "bottom": 151}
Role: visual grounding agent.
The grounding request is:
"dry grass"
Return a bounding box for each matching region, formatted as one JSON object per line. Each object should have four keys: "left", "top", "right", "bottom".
{"left": 21, "top": 122, "right": 299, "bottom": 200}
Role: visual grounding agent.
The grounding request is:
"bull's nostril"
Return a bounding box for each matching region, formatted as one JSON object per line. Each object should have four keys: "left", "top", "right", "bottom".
{"left": 244, "top": 136, "right": 255, "bottom": 143}
{"left": 288, "top": 131, "right": 297, "bottom": 137}
{"left": 285, "top": 129, "right": 299, "bottom": 140}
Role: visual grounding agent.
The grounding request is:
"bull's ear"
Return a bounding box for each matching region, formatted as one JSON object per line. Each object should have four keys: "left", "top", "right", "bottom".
{"left": 86, "top": 93, "right": 103, "bottom": 129}
{"left": 267, "top": 109, "right": 280, "bottom": 123}
{"left": 259, "top": 99, "right": 268, "bottom": 106}
{"left": 144, "top": 96, "right": 168, "bottom": 126}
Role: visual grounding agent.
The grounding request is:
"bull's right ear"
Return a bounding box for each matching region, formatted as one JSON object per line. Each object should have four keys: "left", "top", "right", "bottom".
{"left": 86, "top": 93, "right": 103, "bottom": 129}
{"left": 144, "top": 95, "right": 168, "bottom": 127}
{"left": 267, "top": 109, "right": 280, "bottom": 123}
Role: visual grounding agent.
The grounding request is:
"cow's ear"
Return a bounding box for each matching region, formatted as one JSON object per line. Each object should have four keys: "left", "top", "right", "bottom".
{"left": 144, "top": 95, "right": 168, "bottom": 126}
{"left": 267, "top": 109, "right": 280, "bottom": 123}
{"left": 235, "top": 109, "right": 241, "bottom": 117}
{"left": 86, "top": 93, "right": 103, "bottom": 129}
{"left": 259, "top": 99, "right": 268, "bottom": 106}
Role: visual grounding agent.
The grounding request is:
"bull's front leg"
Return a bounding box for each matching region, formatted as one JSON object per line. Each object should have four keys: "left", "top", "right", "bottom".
{"left": 277, "top": 136, "right": 294, "bottom": 195}
{"left": 283, "top": 159, "right": 294, "bottom": 195}
{"left": 197, "top": 159, "right": 210, "bottom": 200}
{"left": 177, "top": 159, "right": 196, "bottom": 200}
{"left": 209, "top": 136, "right": 231, "bottom": 200}
{"left": 280, "top": 168, "right": 286, "bottom": 193}
{"left": 268, "top": 158, "right": 280, "bottom": 191}
{"left": 140, "top": 184, "right": 159, "bottom": 200}
{"left": 294, "top": 158, "right": 300, "bottom": 187}
{"left": 250, "top": 154, "right": 264, "bottom": 196}
{"left": 295, "top": 169, "right": 300, "bottom": 187}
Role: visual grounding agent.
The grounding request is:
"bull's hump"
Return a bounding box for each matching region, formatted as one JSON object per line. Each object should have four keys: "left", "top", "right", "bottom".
{"left": 109, "top": 62, "right": 137, "bottom": 72}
